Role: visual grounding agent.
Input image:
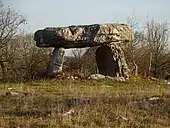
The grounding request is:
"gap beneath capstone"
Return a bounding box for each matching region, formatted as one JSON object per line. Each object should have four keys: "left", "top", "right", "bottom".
{"left": 96, "top": 46, "right": 117, "bottom": 77}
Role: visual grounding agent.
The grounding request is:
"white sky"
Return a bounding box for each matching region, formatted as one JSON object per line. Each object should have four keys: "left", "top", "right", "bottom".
{"left": 2, "top": 0, "right": 170, "bottom": 53}
{"left": 3, "top": 0, "right": 170, "bottom": 32}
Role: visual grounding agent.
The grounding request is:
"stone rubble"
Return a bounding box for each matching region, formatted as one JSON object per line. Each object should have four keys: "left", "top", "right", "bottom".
{"left": 89, "top": 74, "right": 126, "bottom": 81}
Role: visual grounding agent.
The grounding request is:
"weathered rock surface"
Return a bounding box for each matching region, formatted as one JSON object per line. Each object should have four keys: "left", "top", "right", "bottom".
{"left": 90, "top": 74, "right": 106, "bottom": 80}
{"left": 47, "top": 48, "right": 65, "bottom": 76}
{"left": 109, "top": 43, "right": 129, "bottom": 78}
{"left": 89, "top": 74, "right": 126, "bottom": 81}
{"left": 34, "top": 24, "right": 133, "bottom": 48}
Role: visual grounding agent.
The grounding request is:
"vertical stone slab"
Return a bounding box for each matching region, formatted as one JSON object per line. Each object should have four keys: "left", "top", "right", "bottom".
{"left": 109, "top": 43, "right": 129, "bottom": 79}
{"left": 48, "top": 48, "right": 65, "bottom": 76}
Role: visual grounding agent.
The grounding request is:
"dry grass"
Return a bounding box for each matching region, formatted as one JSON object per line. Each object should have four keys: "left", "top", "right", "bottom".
{"left": 0, "top": 77, "right": 170, "bottom": 128}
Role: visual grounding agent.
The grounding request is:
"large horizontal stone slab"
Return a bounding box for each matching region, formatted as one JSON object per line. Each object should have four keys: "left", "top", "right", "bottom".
{"left": 34, "top": 24, "right": 133, "bottom": 48}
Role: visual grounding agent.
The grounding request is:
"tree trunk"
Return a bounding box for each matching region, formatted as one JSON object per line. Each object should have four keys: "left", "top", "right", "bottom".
{"left": 148, "top": 52, "right": 152, "bottom": 76}
{"left": 132, "top": 61, "right": 138, "bottom": 77}
{"left": 0, "top": 61, "right": 6, "bottom": 79}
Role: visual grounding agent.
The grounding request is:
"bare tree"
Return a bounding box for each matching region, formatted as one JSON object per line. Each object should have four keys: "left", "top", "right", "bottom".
{"left": 124, "top": 16, "right": 143, "bottom": 76}
{"left": 145, "top": 20, "right": 169, "bottom": 78}
{"left": 125, "top": 16, "right": 169, "bottom": 78}
{"left": 0, "top": 1, "right": 26, "bottom": 79}
{"left": 3, "top": 34, "right": 51, "bottom": 79}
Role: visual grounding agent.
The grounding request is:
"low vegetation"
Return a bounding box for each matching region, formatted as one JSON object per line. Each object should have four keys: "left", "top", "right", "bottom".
{"left": 0, "top": 78, "right": 170, "bottom": 128}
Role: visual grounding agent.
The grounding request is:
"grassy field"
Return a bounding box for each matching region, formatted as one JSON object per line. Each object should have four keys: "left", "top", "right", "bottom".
{"left": 0, "top": 78, "right": 170, "bottom": 128}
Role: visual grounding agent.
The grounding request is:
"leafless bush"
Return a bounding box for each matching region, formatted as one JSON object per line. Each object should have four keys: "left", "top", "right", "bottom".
{"left": 3, "top": 35, "right": 51, "bottom": 80}
{"left": 0, "top": 1, "right": 26, "bottom": 79}
{"left": 124, "top": 17, "right": 170, "bottom": 78}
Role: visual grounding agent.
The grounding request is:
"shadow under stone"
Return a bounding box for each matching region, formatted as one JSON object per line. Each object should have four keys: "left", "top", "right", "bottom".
{"left": 96, "top": 46, "right": 117, "bottom": 77}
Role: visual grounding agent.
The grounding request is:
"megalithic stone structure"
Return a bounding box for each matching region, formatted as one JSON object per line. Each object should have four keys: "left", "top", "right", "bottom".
{"left": 48, "top": 48, "right": 65, "bottom": 76}
{"left": 34, "top": 24, "right": 134, "bottom": 79}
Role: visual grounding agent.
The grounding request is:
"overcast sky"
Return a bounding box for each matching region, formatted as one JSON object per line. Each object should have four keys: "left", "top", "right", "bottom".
{"left": 2, "top": 0, "right": 170, "bottom": 32}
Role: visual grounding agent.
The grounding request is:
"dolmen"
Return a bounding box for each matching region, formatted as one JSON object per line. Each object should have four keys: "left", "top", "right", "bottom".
{"left": 34, "top": 24, "right": 134, "bottom": 80}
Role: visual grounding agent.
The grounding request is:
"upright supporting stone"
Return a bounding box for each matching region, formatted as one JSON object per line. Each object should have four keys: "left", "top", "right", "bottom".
{"left": 109, "top": 43, "right": 129, "bottom": 79}
{"left": 48, "top": 48, "right": 65, "bottom": 76}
